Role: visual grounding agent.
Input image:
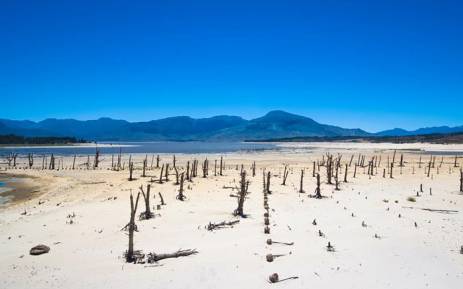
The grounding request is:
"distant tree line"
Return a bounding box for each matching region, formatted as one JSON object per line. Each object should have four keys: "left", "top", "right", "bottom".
{"left": 0, "top": 134, "right": 87, "bottom": 145}
{"left": 246, "top": 132, "right": 463, "bottom": 144}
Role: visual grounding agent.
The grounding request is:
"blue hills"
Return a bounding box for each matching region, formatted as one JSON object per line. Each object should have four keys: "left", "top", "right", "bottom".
{"left": 1, "top": 110, "right": 461, "bottom": 141}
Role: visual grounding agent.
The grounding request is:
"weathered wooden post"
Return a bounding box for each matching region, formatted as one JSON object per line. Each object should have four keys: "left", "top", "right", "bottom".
{"left": 266, "top": 171, "right": 271, "bottom": 194}
{"left": 299, "top": 169, "right": 304, "bottom": 193}
{"left": 117, "top": 148, "right": 122, "bottom": 170}
{"left": 202, "top": 159, "right": 208, "bottom": 178}
{"left": 314, "top": 173, "right": 322, "bottom": 198}
{"left": 28, "top": 153, "right": 34, "bottom": 169}
{"left": 334, "top": 164, "right": 340, "bottom": 190}
{"left": 263, "top": 170, "right": 267, "bottom": 193}
{"left": 220, "top": 156, "right": 223, "bottom": 176}
{"left": 390, "top": 162, "right": 394, "bottom": 179}
{"left": 343, "top": 163, "right": 348, "bottom": 182}
{"left": 174, "top": 166, "right": 180, "bottom": 185}
{"left": 326, "top": 155, "right": 333, "bottom": 184}
{"left": 165, "top": 163, "right": 169, "bottom": 182}
{"left": 128, "top": 160, "right": 134, "bottom": 181}
{"left": 460, "top": 169, "right": 463, "bottom": 193}
{"left": 427, "top": 161, "right": 431, "bottom": 178}
{"left": 282, "top": 165, "right": 289, "bottom": 185}
{"left": 159, "top": 164, "right": 164, "bottom": 184}
{"left": 93, "top": 148, "right": 100, "bottom": 168}
{"left": 156, "top": 155, "right": 160, "bottom": 168}
{"left": 142, "top": 157, "right": 147, "bottom": 177}
{"left": 177, "top": 173, "right": 185, "bottom": 201}
{"left": 49, "top": 154, "right": 55, "bottom": 170}
{"left": 234, "top": 170, "right": 247, "bottom": 217}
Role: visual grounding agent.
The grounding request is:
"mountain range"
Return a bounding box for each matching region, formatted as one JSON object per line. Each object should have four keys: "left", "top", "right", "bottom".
{"left": 1, "top": 110, "right": 462, "bottom": 141}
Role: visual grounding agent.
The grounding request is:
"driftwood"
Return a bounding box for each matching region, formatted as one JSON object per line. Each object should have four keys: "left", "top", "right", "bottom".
{"left": 402, "top": 206, "right": 458, "bottom": 214}
{"left": 147, "top": 249, "right": 198, "bottom": 263}
{"left": 206, "top": 220, "right": 240, "bottom": 231}
{"left": 266, "top": 253, "right": 285, "bottom": 262}
{"left": 268, "top": 273, "right": 299, "bottom": 284}
{"left": 266, "top": 239, "right": 294, "bottom": 246}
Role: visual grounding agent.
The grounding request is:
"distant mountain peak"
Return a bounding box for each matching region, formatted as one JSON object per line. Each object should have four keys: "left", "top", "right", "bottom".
{"left": 2, "top": 111, "right": 461, "bottom": 141}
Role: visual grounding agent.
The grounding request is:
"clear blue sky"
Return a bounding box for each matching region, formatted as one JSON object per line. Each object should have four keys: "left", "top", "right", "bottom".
{"left": 1, "top": 0, "right": 462, "bottom": 132}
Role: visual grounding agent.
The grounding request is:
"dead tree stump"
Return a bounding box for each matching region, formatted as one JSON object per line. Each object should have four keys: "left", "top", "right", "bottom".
{"left": 128, "top": 160, "right": 134, "bottom": 181}
{"left": 140, "top": 185, "right": 154, "bottom": 220}
{"left": 126, "top": 192, "right": 141, "bottom": 262}
{"left": 343, "top": 163, "right": 348, "bottom": 182}
{"left": 177, "top": 173, "right": 186, "bottom": 201}
{"left": 234, "top": 170, "right": 247, "bottom": 217}
{"left": 282, "top": 165, "right": 289, "bottom": 185}
{"left": 314, "top": 173, "right": 322, "bottom": 198}
{"left": 159, "top": 164, "right": 164, "bottom": 184}
{"left": 299, "top": 169, "right": 305, "bottom": 193}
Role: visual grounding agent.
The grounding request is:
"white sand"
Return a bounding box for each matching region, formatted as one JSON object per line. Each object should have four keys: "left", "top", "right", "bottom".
{"left": 0, "top": 145, "right": 462, "bottom": 289}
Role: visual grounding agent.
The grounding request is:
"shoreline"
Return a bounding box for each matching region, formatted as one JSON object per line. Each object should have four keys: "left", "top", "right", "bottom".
{"left": 0, "top": 143, "right": 137, "bottom": 149}
{"left": 0, "top": 173, "right": 43, "bottom": 207}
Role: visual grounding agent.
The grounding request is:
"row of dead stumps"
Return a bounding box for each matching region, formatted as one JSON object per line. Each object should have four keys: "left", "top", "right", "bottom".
{"left": 262, "top": 171, "right": 300, "bottom": 284}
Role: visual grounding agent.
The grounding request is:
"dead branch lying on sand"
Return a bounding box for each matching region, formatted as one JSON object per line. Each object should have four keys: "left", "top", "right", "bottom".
{"left": 147, "top": 249, "right": 198, "bottom": 263}
{"left": 266, "top": 239, "right": 294, "bottom": 246}
{"left": 402, "top": 206, "right": 458, "bottom": 214}
{"left": 229, "top": 193, "right": 249, "bottom": 199}
{"left": 268, "top": 273, "right": 299, "bottom": 284}
{"left": 206, "top": 220, "right": 239, "bottom": 231}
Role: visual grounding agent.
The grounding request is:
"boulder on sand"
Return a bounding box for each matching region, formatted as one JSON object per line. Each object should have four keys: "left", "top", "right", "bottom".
{"left": 30, "top": 244, "right": 50, "bottom": 256}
